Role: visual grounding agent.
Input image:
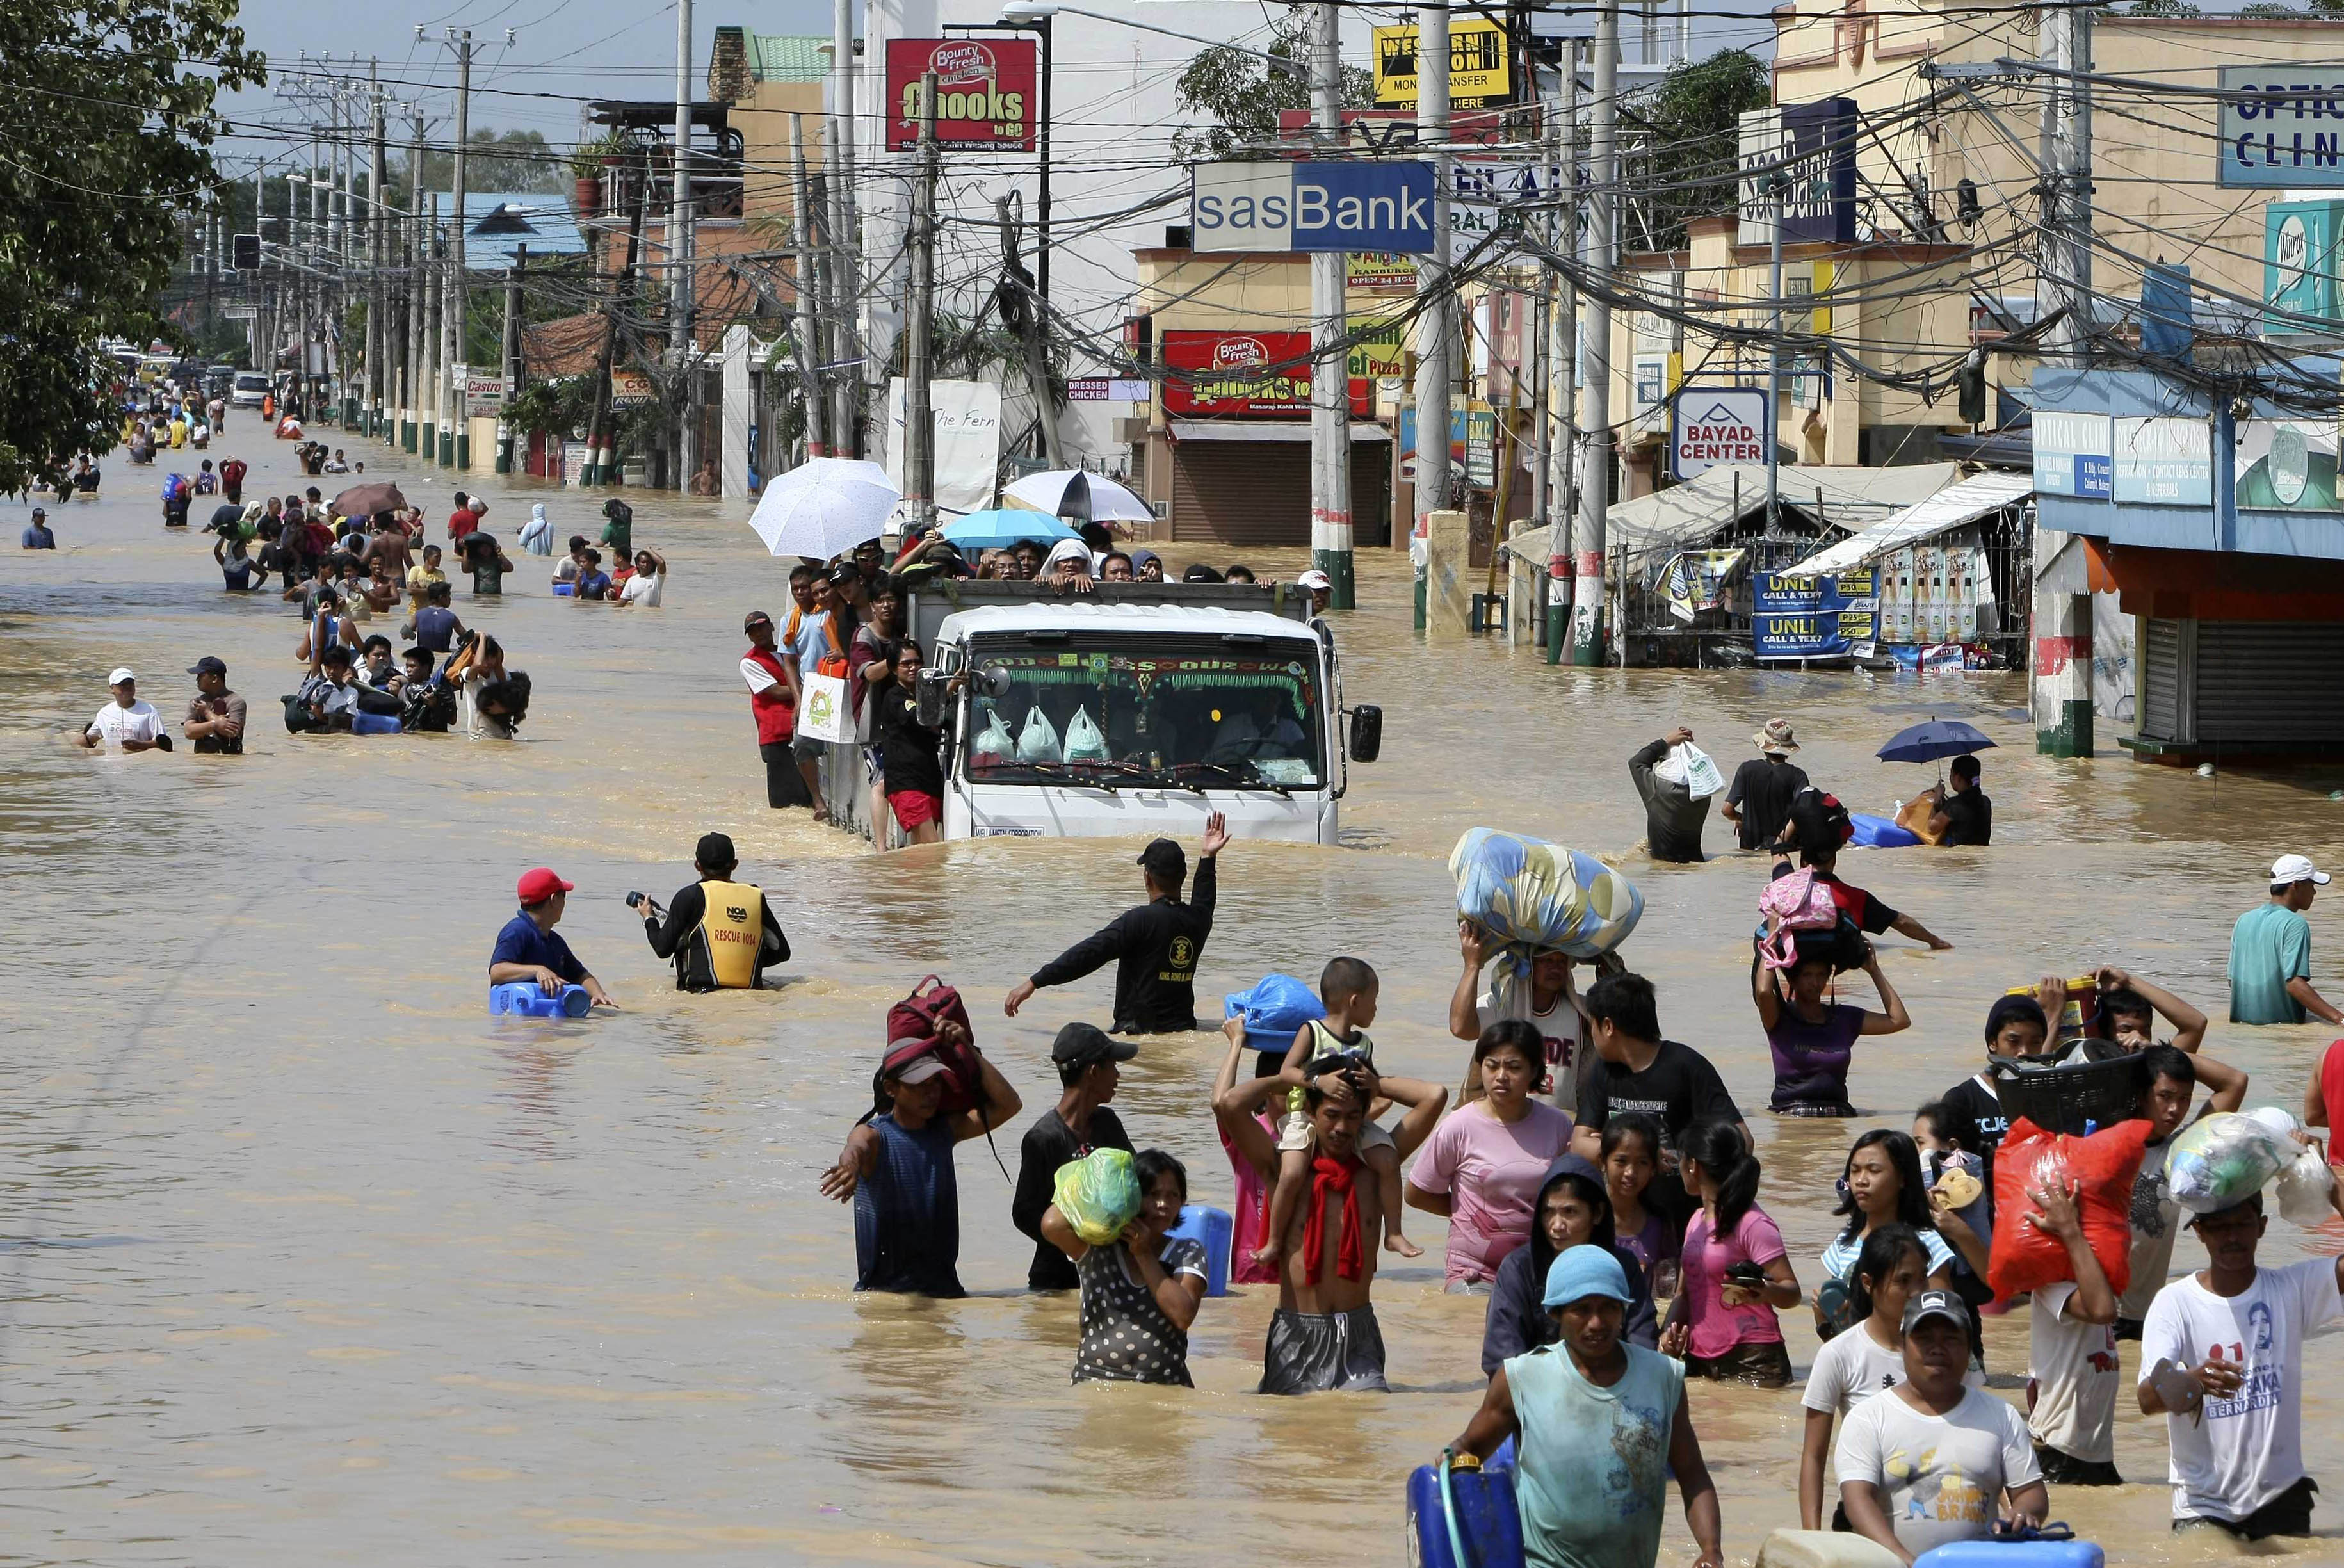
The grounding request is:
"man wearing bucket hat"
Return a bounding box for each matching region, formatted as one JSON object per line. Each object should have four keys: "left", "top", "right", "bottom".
{"left": 1722, "top": 718, "right": 1811, "bottom": 853}
{"left": 489, "top": 868, "right": 617, "bottom": 1008}
{"left": 2227, "top": 855, "right": 2343, "bottom": 1026}
{"left": 1447, "top": 1245, "right": 1725, "bottom": 1568}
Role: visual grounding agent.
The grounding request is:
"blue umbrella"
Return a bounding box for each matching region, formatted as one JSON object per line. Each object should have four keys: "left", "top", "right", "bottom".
{"left": 941, "top": 509, "right": 1080, "bottom": 551}
{"left": 1877, "top": 718, "right": 1998, "bottom": 763}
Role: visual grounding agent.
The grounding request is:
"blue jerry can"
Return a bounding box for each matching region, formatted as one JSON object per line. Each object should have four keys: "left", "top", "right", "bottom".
{"left": 1405, "top": 1459, "right": 1525, "bottom": 1568}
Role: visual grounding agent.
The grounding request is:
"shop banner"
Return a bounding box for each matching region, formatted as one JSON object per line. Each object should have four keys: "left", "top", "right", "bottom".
{"left": 1753, "top": 567, "right": 1877, "bottom": 659}
{"left": 1663, "top": 549, "right": 1745, "bottom": 622}
{"left": 2235, "top": 418, "right": 2344, "bottom": 511}
{"left": 1348, "top": 252, "right": 1416, "bottom": 289}
{"left": 885, "top": 377, "right": 1002, "bottom": 517}
{"left": 1372, "top": 18, "right": 1511, "bottom": 110}
{"left": 1161, "top": 330, "right": 1368, "bottom": 417}
{"left": 2033, "top": 410, "right": 2113, "bottom": 499}
{"left": 1347, "top": 311, "right": 1408, "bottom": 380}
{"left": 2111, "top": 415, "right": 2213, "bottom": 506}
{"left": 886, "top": 40, "right": 1038, "bottom": 152}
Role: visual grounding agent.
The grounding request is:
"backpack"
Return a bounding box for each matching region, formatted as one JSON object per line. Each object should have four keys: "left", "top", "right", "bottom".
{"left": 1756, "top": 868, "right": 1839, "bottom": 969}
{"left": 884, "top": 974, "right": 980, "bottom": 1110}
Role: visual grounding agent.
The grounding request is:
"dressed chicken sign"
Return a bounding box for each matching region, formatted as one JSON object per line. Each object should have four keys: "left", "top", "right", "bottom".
{"left": 887, "top": 39, "right": 1039, "bottom": 151}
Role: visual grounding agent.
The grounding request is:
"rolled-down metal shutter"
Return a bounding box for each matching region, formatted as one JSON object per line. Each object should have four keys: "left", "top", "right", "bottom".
{"left": 2195, "top": 620, "right": 2344, "bottom": 745}
{"left": 2141, "top": 618, "right": 2183, "bottom": 740}
{"left": 1171, "top": 442, "right": 1310, "bottom": 545}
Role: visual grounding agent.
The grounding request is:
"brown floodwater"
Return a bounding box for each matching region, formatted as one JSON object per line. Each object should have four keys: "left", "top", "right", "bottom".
{"left": 6, "top": 433, "right": 2344, "bottom": 1564}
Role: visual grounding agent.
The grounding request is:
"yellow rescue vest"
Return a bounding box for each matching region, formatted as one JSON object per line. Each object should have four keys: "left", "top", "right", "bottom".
{"left": 698, "top": 880, "right": 764, "bottom": 989}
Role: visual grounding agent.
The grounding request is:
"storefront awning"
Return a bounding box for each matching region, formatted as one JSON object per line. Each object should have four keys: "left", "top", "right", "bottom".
{"left": 1507, "top": 462, "right": 1959, "bottom": 566}
{"left": 1791, "top": 471, "right": 2034, "bottom": 576}
{"left": 1166, "top": 420, "right": 1389, "bottom": 443}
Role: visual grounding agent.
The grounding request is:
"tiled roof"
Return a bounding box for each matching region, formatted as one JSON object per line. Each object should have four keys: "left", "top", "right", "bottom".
{"left": 748, "top": 33, "right": 832, "bottom": 83}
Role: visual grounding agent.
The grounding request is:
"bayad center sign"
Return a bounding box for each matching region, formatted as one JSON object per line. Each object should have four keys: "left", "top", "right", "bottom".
{"left": 1670, "top": 386, "right": 1773, "bottom": 480}
{"left": 887, "top": 39, "right": 1038, "bottom": 151}
{"left": 1160, "top": 330, "right": 1370, "bottom": 418}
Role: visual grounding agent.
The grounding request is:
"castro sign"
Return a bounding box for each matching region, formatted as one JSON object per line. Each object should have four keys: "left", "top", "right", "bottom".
{"left": 1670, "top": 386, "right": 1773, "bottom": 480}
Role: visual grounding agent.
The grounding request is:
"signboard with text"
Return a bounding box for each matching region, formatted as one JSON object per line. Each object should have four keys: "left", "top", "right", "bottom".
{"left": 886, "top": 39, "right": 1038, "bottom": 152}
{"left": 1065, "top": 377, "right": 1152, "bottom": 403}
{"left": 1190, "top": 161, "right": 1439, "bottom": 254}
{"left": 464, "top": 369, "right": 506, "bottom": 419}
{"left": 2033, "top": 410, "right": 2113, "bottom": 499}
{"left": 1669, "top": 385, "right": 1772, "bottom": 480}
{"left": 1449, "top": 158, "right": 1567, "bottom": 264}
{"left": 2112, "top": 416, "right": 2213, "bottom": 506}
{"left": 2219, "top": 65, "right": 2344, "bottom": 187}
{"left": 1754, "top": 567, "right": 1879, "bottom": 660}
{"left": 1738, "top": 99, "right": 1859, "bottom": 245}
{"left": 1160, "top": 330, "right": 1369, "bottom": 418}
{"left": 1371, "top": 19, "right": 1512, "bottom": 110}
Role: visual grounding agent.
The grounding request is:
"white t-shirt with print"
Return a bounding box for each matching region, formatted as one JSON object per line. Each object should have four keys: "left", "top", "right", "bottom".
{"left": 87, "top": 699, "right": 164, "bottom": 749}
{"left": 1836, "top": 1386, "right": 2041, "bottom": 1555}
{"left": 1805, "top": 1321, "right": 1984, "bottom": 1419}
{"left": 619, "top": 571, "right": 663, "bottom": 606}
{"left": 2028, "top": 1280, "right": 2121, "bottom": 1462}
{"left": 2138, "top": 1257, "right": 2342, "bottom": 1522}
{"left": 1477, "top": 971, "right": 1584, "bottom": 1110}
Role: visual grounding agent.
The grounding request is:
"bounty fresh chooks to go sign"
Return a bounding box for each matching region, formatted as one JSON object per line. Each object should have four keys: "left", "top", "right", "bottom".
{"left": 1191, "top": 161, "right": 1440, "bottom": 254}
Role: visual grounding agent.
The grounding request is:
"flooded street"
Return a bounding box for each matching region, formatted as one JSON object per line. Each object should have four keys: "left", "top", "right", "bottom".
{"left": 7, "top": 435, "right": 2344, "bottom": 1564}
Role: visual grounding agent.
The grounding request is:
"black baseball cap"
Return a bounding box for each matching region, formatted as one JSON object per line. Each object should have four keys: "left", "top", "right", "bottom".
{"left": 1901, "top": 1288, "right": 1971, "bottom": 1335}
{"left": 186, "top": 656, "right": 228, "bottom": 677}
{"left": 696, "top": 831, "right": 737, "bottom": 866}
{"left": 1051, "top": 1021, "right": 1137, "bottom": 1067}
{"left": 1138, "top": 838, "right": 1186, "bottom": 883}
{"left": 743, "top": 609, "right": 773, "bottom": 632}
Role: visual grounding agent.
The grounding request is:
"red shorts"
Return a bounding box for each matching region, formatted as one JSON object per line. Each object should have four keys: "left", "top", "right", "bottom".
{"left": 889, "top": 789, "right": 942, "bottom": 830}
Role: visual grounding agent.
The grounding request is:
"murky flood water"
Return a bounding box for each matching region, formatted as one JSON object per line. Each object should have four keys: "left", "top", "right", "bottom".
{"left": 6, "top": 435, "right": 2344, "bottom": 1564}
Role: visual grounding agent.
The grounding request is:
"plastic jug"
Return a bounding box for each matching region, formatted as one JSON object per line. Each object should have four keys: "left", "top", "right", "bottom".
{"left": 1403, "top": 1456, "right": 1524, "bottom": 1568}
{"left": 1912, "top": 1542, "right": 2103, "bottom": 1568}
{"left": 489, "top": 982, "right": 590, "bottom": 1018}
{"left": 1754, "top": 1530, "right": 1903, "bottom": 1568}
{"left": 349, "top": 709, "right": 401, "bottom": 736}
{"left": 1165, "top": 1204, "right": 1232, "bottom": 1298}
{"left": 552, "top": 581, "right": 576, "bottom": 597}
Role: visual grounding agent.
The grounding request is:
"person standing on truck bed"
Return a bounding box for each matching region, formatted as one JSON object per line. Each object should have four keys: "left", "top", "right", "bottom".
{"left": 1005, "top": 814, "right": 1231, "bottom": 1033}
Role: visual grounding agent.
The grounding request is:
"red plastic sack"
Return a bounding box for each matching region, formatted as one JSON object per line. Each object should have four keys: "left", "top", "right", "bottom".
{"left": 1987, "top": 1116, "right": 2151, "bottom": 1302}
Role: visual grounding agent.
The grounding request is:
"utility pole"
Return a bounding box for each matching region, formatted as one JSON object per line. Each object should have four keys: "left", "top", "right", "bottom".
{"left": 424, "top": 197, "right": 442, "bottom": 468}
{"left": 585, "top": 162, "right": 649, "bottom": 486}
{"left": 498, "top": 245, "right": 524, "bottom": 474}
{"left": 1765, "top": 168, "right": 1785, "bottom": 533}
{"left": 2042, "top": 4, "right": 2092, "bottom": 368}
{"left": 1412, "top": 0, "right": 1452, "bottom": 594}
{"left": 905, "top": 72, "right": 940, "bottom": 532}
{"left": 1546, "top": 43, "right": 1580, "bottom": 664}
{"left": 446, "top": 28, "right": 475, "bottom": 468}
{"left": 790, "top": 113, "right": 828, "bottom": 457}
{"left": 405, "top": 110, "right": 428, "bottom": 452}
{"left": 1307, "top": 0, "right": 1353, "bottom": 609}
{"left": 671, "top": 0, "right": 697, "bottom": 488}
{"left": 1571, "top": 0, "right": 1618, "bottom": 667}
{"left": 369, "top": 66, "right": 387, "bottom": 438}
{"left": 998, "top": 193, "right": 1063, "bottom": 467}
{"left": 829, "top": 0, "right": 860, "bottom": 457}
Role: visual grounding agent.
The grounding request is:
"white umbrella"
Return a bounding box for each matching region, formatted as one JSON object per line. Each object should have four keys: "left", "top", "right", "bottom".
{"left": 1002, "top": 469, "right": 1155, "bottom": 524}
{"left": 747, "top": 457, "right": 901, "bottom": 559}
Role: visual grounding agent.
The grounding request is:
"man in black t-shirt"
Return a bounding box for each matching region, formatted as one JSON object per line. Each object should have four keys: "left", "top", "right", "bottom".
{"left": 1928, "top": 753, "right": 1992, "bottom": 846}
{"left": 1722, "top": 720, "right": 1810, "bottom": 852}
{"left": 1569, "top": 972, "right": 1746, "bottom": 1234}
{"left": 1010, "top": 1022, "right": 1137, "bottom": 1290}
{"left": 1006, "top": 814, "right": 1230, "bottom": 1033}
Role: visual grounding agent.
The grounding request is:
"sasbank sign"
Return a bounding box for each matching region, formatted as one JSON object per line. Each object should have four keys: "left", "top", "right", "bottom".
{"left": 1191, "top": 161, "right": 1440, "bottom": 254}
{"left": 1670, "top": 387, "right": 1773, "bottom": 480}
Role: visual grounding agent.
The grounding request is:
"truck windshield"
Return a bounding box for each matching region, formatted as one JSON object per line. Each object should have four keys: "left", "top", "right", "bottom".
{"left": 964, "top": 636, "right": 1325, "bottom": 790}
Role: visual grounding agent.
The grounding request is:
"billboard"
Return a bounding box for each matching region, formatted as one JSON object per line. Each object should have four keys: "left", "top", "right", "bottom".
{"left": 1670, "top": 385, "right": 1772, "bottom": 480}
{"left": 1448, "top": 158, "right": 1567, "bottom": 264}
{"left": 2219, "top": 65, "right": 2344, "bottom": 188}
{"left": 2111, "top": 416, "right": 2213, "bottom": 506}
{"left": 1737, "top": 99, "right": 1858, "bottom": 245}
{"left": 1347, "top": 311, "right": 1408, "bottom": 380}
{"left": 2236, "top": 419, "right": 2344, "bottom": 512}
{"left": 885, "top": 39, "right": 1038, "bottom": 152}
{"left": 1190, "top": 160, "right": 1439, "bottom": 254}
{"left": 1371, "top": 19, "right": 1512, "bottom": 110}
{"left": 2032, "top": 410, "right": 2113, "bottom": 499}
{"left": 1753, "top": 567, "right": 1878, "bottom": 660}
{"left": 1160, "top": 330, "right": 1368, "bottom": 417}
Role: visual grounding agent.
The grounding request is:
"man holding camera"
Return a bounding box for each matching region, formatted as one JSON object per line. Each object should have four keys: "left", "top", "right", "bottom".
{"left": 635, "top": 832, "right": 790, "bottom": 992}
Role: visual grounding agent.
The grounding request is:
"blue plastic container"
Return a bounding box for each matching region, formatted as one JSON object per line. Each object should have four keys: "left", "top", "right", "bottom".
{"left": 1405, "top": 1459, "right": 1525, "bottom": 1568}
{"left": 350, "top": 709, "right": 401, "bottom": 736}
{"left": 1848, "top": 812, "right": 1921, "bottom": 848}
{"left": 1913, "top": 1542, "right": 2103, "bottom": 1568}
{"left": 489, "top": 982, "right": 590, "bottom": 1017}
{"left": 552, "top": 581, "right": 575, "bottom": 597}
{"left": 1166, "top": 1204, "right": 1232, "bottom": 1297}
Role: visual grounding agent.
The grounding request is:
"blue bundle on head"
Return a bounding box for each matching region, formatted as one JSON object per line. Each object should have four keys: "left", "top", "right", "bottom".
{"left": 1450, "top": 827, "right": 1644, "bottom": 982}
{"left": 1224, "top": 973, "right": 1326, "bottom": 1054}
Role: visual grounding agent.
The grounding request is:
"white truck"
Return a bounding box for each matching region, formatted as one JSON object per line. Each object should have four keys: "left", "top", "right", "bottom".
{"left": 857, "top": 578, "right": 1380, "bottom": 845}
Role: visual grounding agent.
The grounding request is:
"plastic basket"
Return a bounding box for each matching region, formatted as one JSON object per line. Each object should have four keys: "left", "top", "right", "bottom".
{"left": 1989, "top": 1053, "right": 2141, "bottom": 1137}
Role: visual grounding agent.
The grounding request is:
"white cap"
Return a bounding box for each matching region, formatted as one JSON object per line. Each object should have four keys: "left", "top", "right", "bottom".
{"left": 1297, "top": 569, "right": 1333, "bottom": 591}
{"left": 2272, "top": 853, "right": 2332, "bottom": 886}
{"left": 109, "top": 667, "right": 136, "bottom": 686}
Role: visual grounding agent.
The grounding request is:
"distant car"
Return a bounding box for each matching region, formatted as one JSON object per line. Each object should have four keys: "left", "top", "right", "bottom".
{"left": 231, "top": 372, "right": 269, "bottom": 408}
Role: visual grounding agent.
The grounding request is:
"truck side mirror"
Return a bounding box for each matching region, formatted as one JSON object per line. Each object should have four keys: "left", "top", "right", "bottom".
{"left": 916, "top": 667, "right": 948, "bottom": 728}
{"left": 971, "top": 661, "right": 1011, "bottom": 700}
{"left": 1347, "top": 704, "right": 1382, "bottom": 763}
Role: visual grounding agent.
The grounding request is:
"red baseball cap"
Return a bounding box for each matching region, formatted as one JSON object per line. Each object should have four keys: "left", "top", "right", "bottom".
{"left": 517, "top": 867, "right": 575, "bottom": 905}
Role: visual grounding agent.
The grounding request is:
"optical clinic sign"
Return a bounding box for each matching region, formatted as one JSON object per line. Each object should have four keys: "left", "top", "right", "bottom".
{"left": 2219, "top": 66, "right": 2344, "bottom": 187}
{"left": 886, "top": 39, "right": 1038, "bottom": 152}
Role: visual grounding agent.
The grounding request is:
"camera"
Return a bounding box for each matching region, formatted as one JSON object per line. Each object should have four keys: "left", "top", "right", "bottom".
{"left": 625, "top": 891, "right": 647, "bottom": 909}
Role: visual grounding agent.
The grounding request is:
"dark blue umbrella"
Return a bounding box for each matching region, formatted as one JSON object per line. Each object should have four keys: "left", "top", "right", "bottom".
{"left": 1877, "top": 718, "right": 1998, "bottom": 763}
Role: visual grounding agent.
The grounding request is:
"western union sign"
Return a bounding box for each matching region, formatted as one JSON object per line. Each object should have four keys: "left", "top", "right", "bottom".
{"left": 1372, "top": 19, "right": 1512, "bottom": 111}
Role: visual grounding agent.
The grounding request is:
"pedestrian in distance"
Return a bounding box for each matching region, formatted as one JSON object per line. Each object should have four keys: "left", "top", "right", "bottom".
{"left": 1721, "top": 718, "right": 1809, "bottom": 852}
{"left": 2227, "top": 853, "right": 2343, "bottom": 1025}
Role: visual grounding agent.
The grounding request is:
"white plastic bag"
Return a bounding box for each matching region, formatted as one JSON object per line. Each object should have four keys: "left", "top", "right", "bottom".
{"left": 970, "top": 700, "right": 1014, "bottom": 768}
{"left": 2276, "top": 1143, "right": 2336, "bottom": 1225}
{"left": 1015, "top": 705, "right": 1063, "bottom": 764}
{"left": 1063, "top": 708, "right": 1111, "bottom": 764}
{"left": 1653, "top": 741, "right": 1726, "bottom": 800}
{"left": 798, "top": 672, "right": 852, "bottom": 743}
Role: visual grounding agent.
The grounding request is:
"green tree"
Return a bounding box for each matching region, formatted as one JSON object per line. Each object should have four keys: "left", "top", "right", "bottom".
{"left": 1629, "top": 48, "right": 1772, "bottom": 252}
{"left": 1172, "top": 15, "right": 1373, "bottom": 161}
{"left": 0, "top": 0, "right": 263, "bottom": 490}
{"left": 2127, "top": 0, "right": 2204, "bottom": 15}
{"left": 403, "top": 129, "right": 566, "bottom": 196}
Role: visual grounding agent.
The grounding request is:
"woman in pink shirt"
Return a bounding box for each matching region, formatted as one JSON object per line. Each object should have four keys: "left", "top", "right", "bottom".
{"left": 1403, "top": 1021, "right": 1575, "bottom": 1292}
{"left": 1661, "top": 1119, "right": 1803, "bottom": 1386}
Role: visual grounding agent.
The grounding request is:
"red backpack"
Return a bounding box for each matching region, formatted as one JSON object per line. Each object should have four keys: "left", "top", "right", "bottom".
{"left": 882, "top": 975, "right": 983, "bottom": 1116}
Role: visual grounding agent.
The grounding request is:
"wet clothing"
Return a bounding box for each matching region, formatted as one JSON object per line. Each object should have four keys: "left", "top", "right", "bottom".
{"left": 1726, "top": 756, "right": 1810, "bottom": 851}
{"left": 414, "top": 604, "right": 462, "bottom": 654}
{"left": 877, "top": 686, "right": 943, "bottom": 797}
{"left": 1939, "top": 785, "right": 1992, "bottom": 847}
{"left": 489, "top": 914, "right": 586, "bottom": 983}
{"left": 1072, "top": 1238, "right": 1206, "bottom": 1386}
{"left": 1258, "top": 1304, "right": 1387, "bottom": 1394}
{"left": 641, "top": 880, "right": 789, "bottom": 992}
{"left": 1628, "top": 738, "right": 1708, "bottom": 862}
{"left": 1508, "top": 1342, "right": 1684, "bottom": 1568}
{"left": 1010, "top": 1106, "right": 1133, "bottom": 1291}
{"left": 1574, "top": 1040, "right": 1742, "bottom": 1160}
{"left": 1765, "top": 1000, "right": 1866, "bottom": 1114}
{"left": 852, "top": 1113, "right": 964, "bottom": 1297}
{"left": 1483, "top": 1241, "right": 1657, "bottom": 1375}
{"left": 1028, "top": 857, "right": 1218, "bottom": 1033}
{"left": 2229, "top": 901, "right": 2313, "bottom": 1025}
{"left": 186, "top": 693, "right": 247, "bottom": 755}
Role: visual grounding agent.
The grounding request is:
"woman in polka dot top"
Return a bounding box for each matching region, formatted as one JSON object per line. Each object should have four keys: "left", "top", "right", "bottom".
{"left": 1042, "top": 1149, "right": 1210, "bottom": 1386}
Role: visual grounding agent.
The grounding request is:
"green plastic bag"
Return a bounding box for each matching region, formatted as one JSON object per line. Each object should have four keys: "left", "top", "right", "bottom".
{"left": 1053, "top": 1147, "right": 1140, "bottom": 1245}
